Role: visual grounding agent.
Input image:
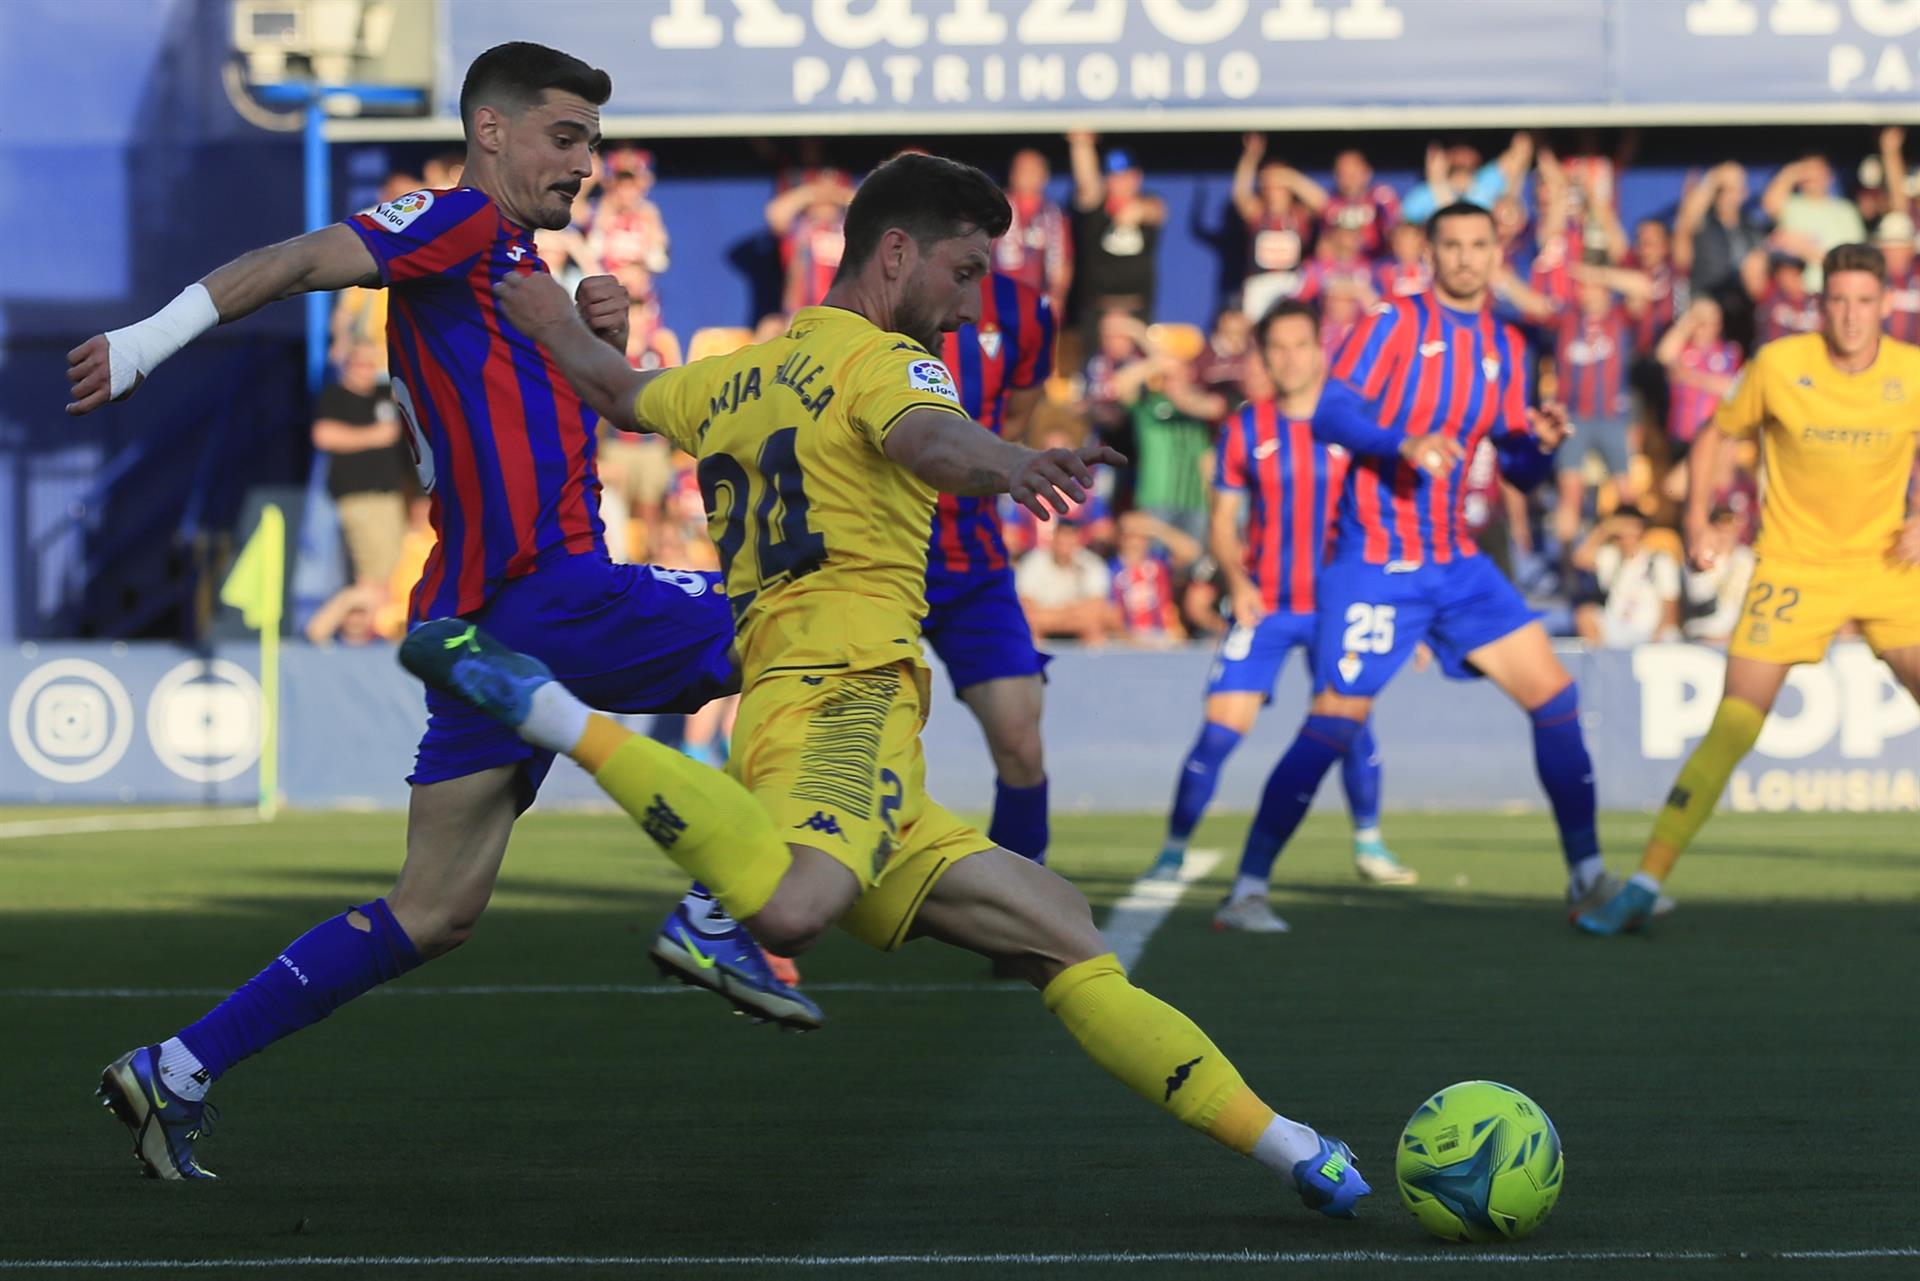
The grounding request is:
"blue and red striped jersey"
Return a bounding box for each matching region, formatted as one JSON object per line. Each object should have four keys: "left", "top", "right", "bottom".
{"left": 1555, "top": 302, "right": 1631, "bottom": 422}
{"left": 928, "top": 274, "right": 1056, "bottom": 576}
{"left": 1327, "top": 293, "right": 1536, "bottom": 566}
{"left": 1215, "top": 400, "right": 1347, "bottom": 614}
{"left": 346, "top": 188, "right": 605, "bottom": 625}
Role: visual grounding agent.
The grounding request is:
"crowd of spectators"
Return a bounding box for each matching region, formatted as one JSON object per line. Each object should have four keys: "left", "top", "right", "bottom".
{"left": 307, "top": 127, "right": 1920, "bottom": 655}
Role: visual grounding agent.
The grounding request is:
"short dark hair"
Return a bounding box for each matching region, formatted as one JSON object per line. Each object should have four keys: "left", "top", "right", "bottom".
{"left": 837, "top": 153, "right": 1011, "bottom": 279}
{"left": 459, "top": 43, "right": 611, "bottom": 142}
{"left": 1824, "top": 242, "right": 1886, "bottom": 287}
{"left": 1256, "top": 298, "right": 1320, "bottom": 348}
{"left": 1427, "top": 200, "right": 1495, "bottom": 239}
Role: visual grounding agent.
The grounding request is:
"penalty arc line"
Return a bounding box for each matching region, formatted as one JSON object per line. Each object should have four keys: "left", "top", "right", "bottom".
{"left": 0, "top": 1248, "right": 1913, "bottom": 1270}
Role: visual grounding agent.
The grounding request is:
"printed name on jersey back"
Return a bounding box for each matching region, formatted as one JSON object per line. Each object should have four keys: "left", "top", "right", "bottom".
{"left": 371, "top": 190, "right": 435, "bottom": 234}
{"left": 909, "top": 359, "right": 960, "bottom": 403}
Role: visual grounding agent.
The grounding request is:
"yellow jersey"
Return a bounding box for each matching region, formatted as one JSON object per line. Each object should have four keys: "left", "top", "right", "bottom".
{"left": 635, "top": 306, "right": 969, "bottom": 684}
{"left": 1711, "top": 332, "right": 1920, "bottom": 565}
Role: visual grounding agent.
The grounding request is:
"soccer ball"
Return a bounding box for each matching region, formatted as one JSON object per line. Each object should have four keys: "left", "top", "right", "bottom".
{"left": 1394, "top": 1080, "right": 1564, "bottom": 1242}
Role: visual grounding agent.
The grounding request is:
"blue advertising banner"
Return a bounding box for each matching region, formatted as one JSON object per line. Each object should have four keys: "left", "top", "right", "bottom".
{"left": 422, "top": 0, "right": 1920, "bottom": 135}
{"left": 4, "top": 642, "right": 1916, "bottom": 815}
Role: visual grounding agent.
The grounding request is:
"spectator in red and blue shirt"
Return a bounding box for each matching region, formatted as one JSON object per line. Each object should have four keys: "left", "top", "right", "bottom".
{"left": 1148, "top": 299, "right": 1411, "bottom": 901}
{"left": 1549, "top": 281, "right": 1637, "bottom": 547}
{"left": 63, "top": 42, "right": 751, "bottom": 1164}
{"left": 923, "top": 272, "right": 1058, "bottom": 863}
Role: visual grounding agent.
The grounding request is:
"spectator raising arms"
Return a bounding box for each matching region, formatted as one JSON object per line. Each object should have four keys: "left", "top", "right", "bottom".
{"left": 1320, "top": 148, "right": 1400, "bottom": 259}
{"left": 1657, "top": 298, "right": 1743, "bottom": 460}
{"left": 996, "top": 148, "right": 1073, "bottom": 318}
{"left": 1068, "top": 131, "right": 1166, "bottom": 344}
{"left": 1571, "top": 510, "right": 1681, "bottom": 649}
{"left": 1674, "top": 161, "right": 1767, "bottom": 299}
{"left": 765, "top": 167, "right": 853, "bottom": 312}
{"left": 1761, "top": 154, "right": 1865, "bottom": 287}
{"left": 1233, "top": 133, "right": 1320, "bottom": 318}
{"left": 590, "top": 146, "right": 670, "bottom": 278}
{"left": 1743, "top": 250, "right": 1821, "bottom": 347}
{"left": 1875, "top": 210, "right": 1920, "bottom": 342}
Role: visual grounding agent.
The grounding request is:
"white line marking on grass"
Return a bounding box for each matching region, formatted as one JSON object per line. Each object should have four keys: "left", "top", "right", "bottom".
{"left": 0, "top": 1248, "right": 1912, "bottom": 1270}
{"left": 0, "top": 811, "right": 262, "bottom": 841}
{"left": 1100, "top": 849, "right": 1220, "bottom": 970}
{"left": 0, "top": 981, "right": 1024, "bottom": 1000}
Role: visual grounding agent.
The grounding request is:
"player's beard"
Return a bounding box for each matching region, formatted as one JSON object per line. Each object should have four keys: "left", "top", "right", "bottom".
{"left": 893, "top": 295, "right": 945, "bottom": 354}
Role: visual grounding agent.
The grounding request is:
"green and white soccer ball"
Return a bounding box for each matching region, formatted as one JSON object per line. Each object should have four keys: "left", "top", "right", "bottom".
{"left": 1395, "top": 1080, "right": 1564, "bottom": 1243}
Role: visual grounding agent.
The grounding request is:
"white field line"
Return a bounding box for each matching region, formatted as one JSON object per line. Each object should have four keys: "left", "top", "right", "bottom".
{"left": 0, "top": 1248, "right": 1912, "bottom": 1270}
{"left": 1100, "top": 849, "right": 1221, "bottom": 970}
{"left": 0, "top": 981, "right": 1024, "bottom": 1000}
{"left": 0, "top": 811, "right": 262, "bottom": 840}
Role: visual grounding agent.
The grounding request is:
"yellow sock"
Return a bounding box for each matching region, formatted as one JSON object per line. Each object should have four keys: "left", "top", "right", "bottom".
{"left": 1641, "top": 697, "right": 1765, "bottom": 884}
{"left": 573, "top": 714, "right": 792, "bottom": 920}
{"left": 1043, "top": 953, "right": 1276, "bottom": 1155}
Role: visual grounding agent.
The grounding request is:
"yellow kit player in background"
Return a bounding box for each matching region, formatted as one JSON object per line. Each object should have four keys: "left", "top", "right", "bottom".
{"left": 1577, "top": 242, "right": 1920, "bottom": 935}
{"left": 407, "top": 152, "right": 1372, "bottom": 1216}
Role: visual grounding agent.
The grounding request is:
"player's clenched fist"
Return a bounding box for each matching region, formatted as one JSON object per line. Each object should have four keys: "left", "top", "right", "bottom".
{"left": 1008, "top": 444, "right": 1126, "bottom": 520}
{"left": 493, "top": 271, "right": 577, "bottom": 337}
{"left": 573, "top": 273, "right": 630, "bottom": 351}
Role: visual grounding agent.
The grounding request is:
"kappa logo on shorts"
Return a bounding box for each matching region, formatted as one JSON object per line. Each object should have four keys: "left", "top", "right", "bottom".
{"left": 795, "top": 811, "right": 846, "bottom": 840}
{"left": 371, "top": 189, "right": 434, "bottom": 234}
{"left": 907, "top": 359, "right": 960, "bottom": 403}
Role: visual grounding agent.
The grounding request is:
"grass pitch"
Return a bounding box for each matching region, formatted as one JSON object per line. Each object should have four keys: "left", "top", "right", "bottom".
{"left": 3, "top": 807, "right": 1916, "bottom": 1280}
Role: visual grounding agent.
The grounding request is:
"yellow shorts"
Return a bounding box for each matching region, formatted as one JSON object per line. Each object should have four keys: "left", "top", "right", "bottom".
{"left": 728, "top": 662, "right": 993, "bottom": 951}
{"left": 1728, "top": 557, "right": 1920, "bottom": 665}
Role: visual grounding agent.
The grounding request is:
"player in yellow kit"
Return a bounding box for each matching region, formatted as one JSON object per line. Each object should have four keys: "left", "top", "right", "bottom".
{"left": 1578, "top": 242, "right": 1920, "bottom": 935}
{"left": 405, "top": 153, "right": 1372, "bottom": 1217}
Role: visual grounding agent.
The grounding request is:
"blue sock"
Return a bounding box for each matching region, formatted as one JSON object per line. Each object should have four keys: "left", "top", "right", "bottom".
{"left": 1165, "top": 721, "right": 1243, "bottom": 850}
{"left": 1339, "top": 719, "right": 1383, "bottom": 832}
{"left": 1237, "top": 715, "right": 1363, "bottom": 884}
{"left": 988, "top": 777, "right": 1049, "bottom": 864}
{"left": 177, "top": 898, "right": 422, "bottom": 1080}
{"left": 1530, "top": 685, "right": 1600, "bottom": 871}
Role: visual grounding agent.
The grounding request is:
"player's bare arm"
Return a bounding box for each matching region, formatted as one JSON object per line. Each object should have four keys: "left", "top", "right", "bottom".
{"left": 494, "top": 270, "right": 654, "bottom": 431}
{"left": 66, "top": 224, "right": 379, "bottom": 415}
{"left": 883, "top": 406, "right": 1124, "bottom": 520}
{"left": 1209, "top": 488, "right": 1264, "bottom": 625}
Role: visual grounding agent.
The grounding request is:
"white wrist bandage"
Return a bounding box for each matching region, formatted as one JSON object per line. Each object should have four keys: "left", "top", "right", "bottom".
{"left": 103, "top": 282, "right": 219, "bottom": 398}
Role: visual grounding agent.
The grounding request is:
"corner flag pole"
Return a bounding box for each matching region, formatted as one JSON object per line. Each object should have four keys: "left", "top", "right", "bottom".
{"left": 220, "top": 504, "right": 286, "bottom": 820}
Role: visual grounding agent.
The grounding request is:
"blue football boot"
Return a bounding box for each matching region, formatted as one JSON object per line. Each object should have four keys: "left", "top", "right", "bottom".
{"left": 1293, "top": 1135, "right": 1371, "bottom": 1218}
{"left": 1573, "top": 879, "right": 1658, "bottom": 936}
{"left": 399, "top": 618, "right": 554, "bottom": 732}
{"left": 97, "top": 1045, "right": 218, "bottom": 1180}
{"left": 650, "top": 895, "right": 824, "bottom": 1033}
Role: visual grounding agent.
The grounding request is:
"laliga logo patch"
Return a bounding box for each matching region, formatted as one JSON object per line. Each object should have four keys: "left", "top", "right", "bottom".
{"left": 908, "top": 359, "right": 959, "bottom": 403}
{"left": 372, "top": 190, "right": 434, "bottom": 234}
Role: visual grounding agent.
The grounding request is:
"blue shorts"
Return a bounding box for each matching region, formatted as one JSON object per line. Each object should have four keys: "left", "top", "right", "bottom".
{"left": 1312, "top": 553, "right": 1537, "bottom": 697}
{"left": 410, "top": 555, "right": 737, "bottom": 801}
{"left": 922, "top": 564, "right": 1050, "bottom": 698}
{"left": 1206, "top": 611, "right": 1316, "bottom": 701}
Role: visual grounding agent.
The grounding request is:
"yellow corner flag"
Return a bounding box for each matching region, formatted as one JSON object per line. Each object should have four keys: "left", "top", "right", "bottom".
{"left": 222, "top": 505, "right": 285, "bottom": 819}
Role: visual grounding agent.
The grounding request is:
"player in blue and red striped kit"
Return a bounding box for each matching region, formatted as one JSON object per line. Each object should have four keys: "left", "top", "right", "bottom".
{"left": 1227, "top": 203, "right": 1625, "bottom": 925}
{"left": 925, "top": 272, "right": 1059, "bottom": 862}
{"left": 1147, "top": 302, "right": 1415, "bottom": 926}
{"left": 68, "top": 43, "right": 812, "bottom": 1182}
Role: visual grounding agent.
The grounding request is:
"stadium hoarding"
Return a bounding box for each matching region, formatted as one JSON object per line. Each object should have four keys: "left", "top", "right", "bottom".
{"left": 3, "top": 643, "right": 1915, "bottom": 814}
{"left": 319, "top": 0, "right": 1920, "bottom": 142}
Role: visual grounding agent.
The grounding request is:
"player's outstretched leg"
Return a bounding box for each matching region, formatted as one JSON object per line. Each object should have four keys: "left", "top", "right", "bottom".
{"left": 1217, "top": 708, "right": 1367, "bottom": 931}
{"left": 1340, "top": 720, "right": 1415, "bottom": 886}
{"left": 1151, "top": 720, "right": 1244, "bottom": 880}
{"left": 98, "top": 894, "right": 423, "bottom": 1181}
{"left": 913, "top": 849, "right": 1371, "bottom": 1218}
{"left": 398, "top": 619, "right": 821, "bottom": 1029}
{"left": 1576, "top": 692, "right": 1767, "bottom": 936}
